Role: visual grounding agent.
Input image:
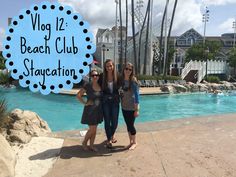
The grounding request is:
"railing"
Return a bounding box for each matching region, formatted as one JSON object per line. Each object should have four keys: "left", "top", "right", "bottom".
{"left": 197, "top": 63, "right": 206, "bottom": 83}
{"left": 181, "top": 60, "right": 227, "bottom": 82}
{"left": 181, "top": 60, "right": 203, "bottom": 80}
{"left": 181, "top": 60, "right": 193, "bottom": 80}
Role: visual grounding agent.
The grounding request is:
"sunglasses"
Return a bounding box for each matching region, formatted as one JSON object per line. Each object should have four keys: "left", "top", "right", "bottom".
{"left": 91, "top": 74, "right": 99, "bottom": 77}
{"left": 125, "top": 68, "right": 132, "bottom": 71}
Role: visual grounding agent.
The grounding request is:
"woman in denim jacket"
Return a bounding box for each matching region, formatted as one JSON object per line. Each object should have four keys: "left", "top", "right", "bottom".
{"left": 99, "top": 59, "right": 120, "bottom": 148}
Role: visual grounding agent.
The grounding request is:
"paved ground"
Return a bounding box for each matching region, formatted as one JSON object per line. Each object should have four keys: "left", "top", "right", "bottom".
{"left": 43, "top": 113, "right": 236, "bottom": 177}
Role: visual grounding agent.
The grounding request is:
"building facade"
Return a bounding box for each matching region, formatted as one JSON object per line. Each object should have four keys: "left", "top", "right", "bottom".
{"left": 94, "top": 27, "right": 235, "bottom": 76}
{"left": 169, "top": 28, "right": 235, "bottom": 75}
{"left": 94, "top": 26, "right": 126, "bottom": 69}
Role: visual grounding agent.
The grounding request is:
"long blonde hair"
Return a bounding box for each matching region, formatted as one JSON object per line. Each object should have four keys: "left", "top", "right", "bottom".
{"left": 102, "top": 59, "right": 117, "bottom": 89}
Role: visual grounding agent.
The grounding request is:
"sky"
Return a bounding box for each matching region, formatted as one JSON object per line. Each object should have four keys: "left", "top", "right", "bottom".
{"left": 0, "top": 0, "right": 236, "bottom": 51}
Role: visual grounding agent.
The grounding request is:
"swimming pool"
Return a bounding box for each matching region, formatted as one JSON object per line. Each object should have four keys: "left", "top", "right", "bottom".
{"left": 1, "top": 87, "right": 236, "bottom": 132}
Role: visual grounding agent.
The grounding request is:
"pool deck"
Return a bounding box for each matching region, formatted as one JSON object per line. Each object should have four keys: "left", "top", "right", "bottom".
{"left": 44, "top": 113, "right": 236, "bottom": 177}
{"left": 60, "top": 87, "right": 169, "bottom": 95}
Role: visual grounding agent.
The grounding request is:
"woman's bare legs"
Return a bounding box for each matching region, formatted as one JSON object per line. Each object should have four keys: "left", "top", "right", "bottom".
{"left": 89, "top": 125, "right": 98, "bottom": 151}
{"left": 82, "top": 125, "right": 98, "bottom": 151}
{"left": 129, "top": 135, "right": 138, "bottom": 150}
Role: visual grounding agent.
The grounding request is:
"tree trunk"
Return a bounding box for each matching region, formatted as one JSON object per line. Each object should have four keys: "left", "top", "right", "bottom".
{"left": 119, "top": 0, "right": 123, "bottom": 71}
{"left": 143, "top": 0, "right": 151, "bottom": 75}
{"left": 125, "top": 0, "right": 128, "bottom": 64}
{"left": 138, "top": 0, "right": 150, "bottom": 75}
{"left": 164, "top": 0, "right": 178, "bottom": 76}
{"left": 158, "top": 0, "right": 168, "bottom": 75}
{"left": 131, "top": 0, "right": 138, "bottom": 73}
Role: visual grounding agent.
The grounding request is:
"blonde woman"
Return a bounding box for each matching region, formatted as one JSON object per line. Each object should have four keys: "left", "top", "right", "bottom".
{"left": 119, "top": 62, "right": 140, "bottom": 150}
{"left": 99, "top": 59, "right": 120, "bottom": 148}
{"left": 77, "top": 69, "right": 103, "bottom": 151}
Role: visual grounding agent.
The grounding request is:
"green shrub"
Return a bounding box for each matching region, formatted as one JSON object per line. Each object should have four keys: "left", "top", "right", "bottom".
{"left": 0, "top": 99, "right": 11, "bottom": 132}
{"left": 0, "top": 72, "right": 10, "bottom": 85}
{"left": 206, "top": 76, "right": 220, "bottom": 83}
{"left": 0, "top": 62, "right": 5, "bottom": 70}
{"left": 137, "top": 75, "right": 181, "bottom": 81}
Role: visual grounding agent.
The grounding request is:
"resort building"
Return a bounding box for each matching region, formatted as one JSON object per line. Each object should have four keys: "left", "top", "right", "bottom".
{"left": 94, "top": 26, "right": 127, "bottom": 70}
{"left": 94, "top": 27, "right": 235, "bottom": 76}
{"left": 94, "top": 26, "right": 158, "bottom": 75}
{"left": 168, "top": 28, "right": 235, "bottom": 76}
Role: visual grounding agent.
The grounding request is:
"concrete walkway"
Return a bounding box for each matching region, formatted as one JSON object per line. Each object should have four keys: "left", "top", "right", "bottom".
{"left": 43, "top": 113, "right": 236, "bottom": 177}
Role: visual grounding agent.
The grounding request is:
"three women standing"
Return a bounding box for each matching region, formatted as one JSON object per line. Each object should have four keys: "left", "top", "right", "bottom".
{"left": 77, "top": 60, "right": 140, "bottom": 151}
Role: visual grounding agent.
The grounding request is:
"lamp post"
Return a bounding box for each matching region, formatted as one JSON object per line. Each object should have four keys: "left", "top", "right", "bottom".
{"left": 205, "top": 47, "right": 209, "bottom": 80}
{"left": 202, "top": 7, "right": 209, "bottom": 81}
{"left": 202, "top": 7, "right": 209, "bottom": 45}
{"left": 233, "top": 19, "right": 236, "bottom": 47}
{"left": 102, "top": 44, "right": 106, "bottom": 69}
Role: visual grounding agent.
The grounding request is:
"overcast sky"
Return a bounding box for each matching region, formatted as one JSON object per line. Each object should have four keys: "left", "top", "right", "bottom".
{"left": 1, "top": 0, "right": 236, "bottom": 51}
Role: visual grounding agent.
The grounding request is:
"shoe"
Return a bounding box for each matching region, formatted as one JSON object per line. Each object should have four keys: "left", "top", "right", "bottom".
{"left": 111, "top": 138, "right": 117, "bottom": 143}
{"left": 105, "top": 142, "right": 112, "bottom": 149}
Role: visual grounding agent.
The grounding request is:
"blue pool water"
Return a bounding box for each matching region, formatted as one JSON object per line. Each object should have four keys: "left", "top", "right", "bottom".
{"left": 1, "top": 87, "right": 236, "bottom": 132}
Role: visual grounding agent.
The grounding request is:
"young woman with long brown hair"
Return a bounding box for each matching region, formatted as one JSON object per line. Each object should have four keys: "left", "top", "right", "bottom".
{"left": 119, "top": 62, "right": 140, "bottom": 150}
{"left": 99, "top": 59, "right": 120, "bottom": 148}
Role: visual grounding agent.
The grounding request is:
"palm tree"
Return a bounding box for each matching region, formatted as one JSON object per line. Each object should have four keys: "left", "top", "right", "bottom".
{"left": 119, "top": 0, "right": 123, "bottom": 70}
{"left": 125, "top": 0, "right": 128, "bottom": 64}
{"left": 158, "top": 0, "right": 169, "bottom": 75}
{"left": 138, "top": 0, "right": 150, "bottom": 74}
{"left": 131, "top": 0, "right": 138, "bottom": 73}
{"left": 164, "top": 0, "right": 178, "bottom": 76}
{"left": 143, "top": 0, "right": 151, "bottom": 74}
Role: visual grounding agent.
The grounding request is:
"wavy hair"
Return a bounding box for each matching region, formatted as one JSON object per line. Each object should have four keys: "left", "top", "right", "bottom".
{"left": 121, "top": 62, "right": 137, "bottom": 90}
{"left": 102, "top": 59, "right": 117, "bottom": 89}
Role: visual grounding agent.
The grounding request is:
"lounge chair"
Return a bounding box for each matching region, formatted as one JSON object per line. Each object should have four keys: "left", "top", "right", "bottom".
{"left": 139, "top": 80, "right": 146, "bottom": 87}
{"left": 151, "top": 80, "right": 159, "bottom": 87}
{"left": 158, "top": 80, "right": 165, "bottom": 86}
{"left": 145, "top": 80, "right": 153, "bottom": 87}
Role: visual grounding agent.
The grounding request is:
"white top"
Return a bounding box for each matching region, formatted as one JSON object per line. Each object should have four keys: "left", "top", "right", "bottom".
{"left": 108, "top": 81, "right": 113, "bottom": 93}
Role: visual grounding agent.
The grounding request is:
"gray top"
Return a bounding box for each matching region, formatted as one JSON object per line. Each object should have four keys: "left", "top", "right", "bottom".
{"left": 120, "top": 80, "right": 139, "bottom": 111}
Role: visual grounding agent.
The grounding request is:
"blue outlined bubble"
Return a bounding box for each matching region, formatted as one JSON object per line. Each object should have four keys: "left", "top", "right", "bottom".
{"left": 2, "top": 2, "right": 96, "bottom": 95}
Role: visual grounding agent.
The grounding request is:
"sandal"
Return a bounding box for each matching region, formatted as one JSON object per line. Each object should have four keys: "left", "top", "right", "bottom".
{"left": 105, "top": 142, "right": 112, "bottom": 149}
{"left": 111, "top": 138, "right": 117, "bottom": 143}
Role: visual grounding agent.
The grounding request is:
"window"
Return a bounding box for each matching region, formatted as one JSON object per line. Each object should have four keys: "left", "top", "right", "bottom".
{"left": 105, "top": 34, "right": 110, "bottom": 43}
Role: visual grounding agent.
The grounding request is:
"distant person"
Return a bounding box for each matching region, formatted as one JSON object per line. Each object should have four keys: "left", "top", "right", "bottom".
{"left": 119, "top": 62, "right": 140, "bottom": 150}
{"left": 77, "top": 69, "right": 103, "bottom": 152}
{"left": 99, "top": 59, "right": 120, "bottom": 148}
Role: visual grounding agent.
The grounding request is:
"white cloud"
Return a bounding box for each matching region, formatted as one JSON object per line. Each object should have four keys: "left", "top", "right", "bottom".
{"left": 0, "top": 27, "right": 5, "bottom": 51}
{"left": 58, "top": 0, "right": 203, "bottom": 37}
{"left": 204, "top": 0, "right": 236, "bottom": 6}
{"left": 152, "top": 0, "right": 202, "bottom": 35}
{"left": 219, "top": 18, "right": 235, "bottom": 33}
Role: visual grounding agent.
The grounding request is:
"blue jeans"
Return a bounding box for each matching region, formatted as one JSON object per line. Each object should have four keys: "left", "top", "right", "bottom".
{"left": 103, "top": 101, "right": 119, "bottom": 141}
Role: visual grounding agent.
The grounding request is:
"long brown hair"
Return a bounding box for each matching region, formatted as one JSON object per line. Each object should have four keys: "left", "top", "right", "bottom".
{"left": 121, "top": 62, "right": 137, "bottom": 90}
{"left": 102, "top": 59, "right": 118, "bottom": 89}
